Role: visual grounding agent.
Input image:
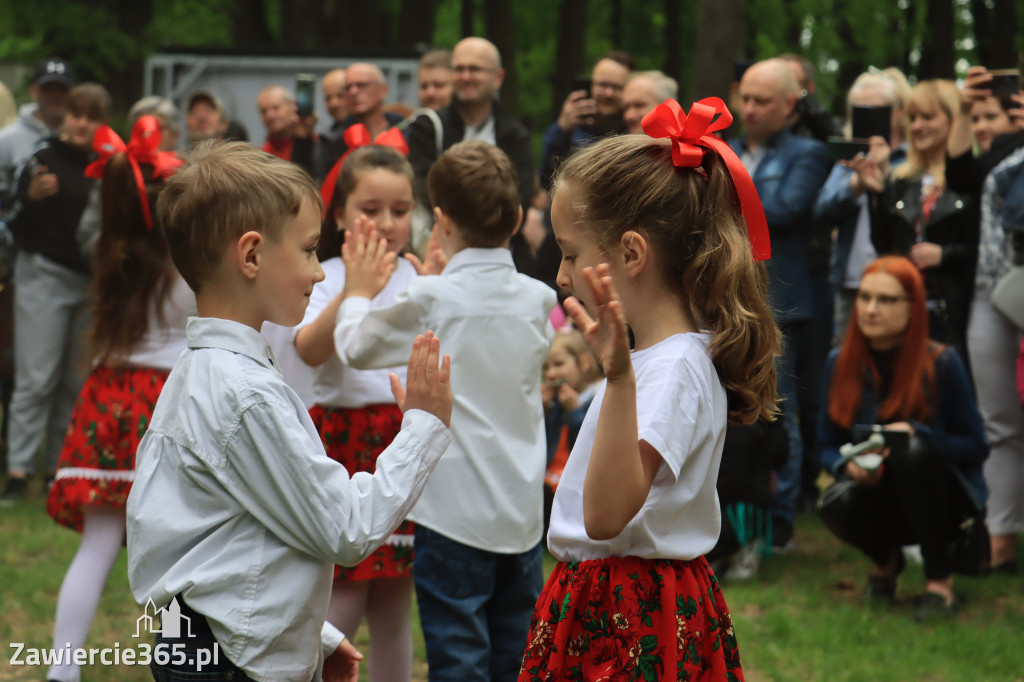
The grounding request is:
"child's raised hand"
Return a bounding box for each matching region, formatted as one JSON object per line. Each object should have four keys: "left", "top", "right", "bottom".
{"left": 390, "top": 331, "right": 453, "bottom": 427}
{"left": 342, "top": 218, "right": 396, "bottom": 300}
{"left": 404, "top": 224, "right": 448, "bottom": 275}
{"left": 556, "top": 382, "right": 581, "bottom": 411}
{"left": 563, "top": 264, "right": 632, "bottom": 383}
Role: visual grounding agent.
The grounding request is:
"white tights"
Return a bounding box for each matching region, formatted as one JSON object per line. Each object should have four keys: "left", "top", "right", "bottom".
{"left": 327, "top": 575, "right": 414, "bottom": 682}
{"left": 48, "top": 504, "right": 126, "bottom": 682}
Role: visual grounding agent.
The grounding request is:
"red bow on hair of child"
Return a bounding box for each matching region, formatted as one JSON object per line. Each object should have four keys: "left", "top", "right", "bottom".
{"left": 641, "top": 97, "right": 770, "bottom": 262}
{"left": 320, "top": 124, "right": 410, "bottom": 209}
{"left": 84, "top": 115, "right": 184, "bottom": 230}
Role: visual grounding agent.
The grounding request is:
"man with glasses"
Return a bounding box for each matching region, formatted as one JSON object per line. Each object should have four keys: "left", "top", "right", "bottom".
{"left": 293, "top": 62, "right": 406, "bottom": 182}
{"left": 539, "top": 52, "right": 633, "bottom": 191}
{"left": 407, "top": 37, "right": 536, "bottom": 279}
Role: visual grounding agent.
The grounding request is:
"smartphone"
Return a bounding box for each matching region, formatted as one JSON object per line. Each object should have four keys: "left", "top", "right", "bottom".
{"left": 852, "top": 105, "right": 891, "bottom": 144}
{"left": 853, "top": 424, "right": 910, "bottom": 451}
{"left": 295, "top": 73, "right": 316, "bottom": 117}
{"left": 572, "top": 77, "right": 592, "bottom": 99}
{"left": 826, "top": 136, "right": 869, "bottom": 161}
{"left": 988, "top": 68, "right": 1021, "bottom": 97}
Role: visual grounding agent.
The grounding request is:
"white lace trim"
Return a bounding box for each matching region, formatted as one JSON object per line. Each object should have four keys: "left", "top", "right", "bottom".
{"left": 54, "top": 468, "right": 135, "bottom": 482}
{"left": 383, "top": 533, "right": 414, "bottom": 547}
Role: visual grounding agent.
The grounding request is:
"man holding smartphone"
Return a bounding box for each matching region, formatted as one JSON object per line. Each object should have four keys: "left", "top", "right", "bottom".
{"left": 538, "top": 52, "right": 633, "bottom": 191}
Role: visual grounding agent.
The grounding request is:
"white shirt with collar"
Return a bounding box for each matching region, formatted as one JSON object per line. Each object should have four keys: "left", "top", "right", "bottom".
{"left": 335, "top": 247, "right": 556, "bottom": 552}
{"left": 127, "top": 316, "right": 452, "bottom": 682}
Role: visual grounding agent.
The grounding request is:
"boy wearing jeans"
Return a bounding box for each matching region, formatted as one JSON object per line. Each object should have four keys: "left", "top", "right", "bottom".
{"left": 336, "top": 140, "right": 556, "bottom": 681}
{"left": 126, "top": 141, "right": 453, "bottom": 682}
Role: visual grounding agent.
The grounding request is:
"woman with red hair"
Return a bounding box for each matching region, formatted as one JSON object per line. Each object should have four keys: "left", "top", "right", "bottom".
{"left": 817, "top": 256, "right": 988, "bottom": 621}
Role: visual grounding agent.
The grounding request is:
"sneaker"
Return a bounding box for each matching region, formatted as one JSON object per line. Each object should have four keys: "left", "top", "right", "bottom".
{"left": 913, "top": 591, "right": 957, "bottom": 622}
{"left": 723, "top": 542, "right": 761, "bottom": 581}
{"left": 0, "top": 476, "right": 28, "bottom": 504}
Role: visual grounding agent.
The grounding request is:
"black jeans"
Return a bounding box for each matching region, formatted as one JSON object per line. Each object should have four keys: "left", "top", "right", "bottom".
{"left": 817, "top": 439, "right": 975, "bottom": 581}
{"left": 149, "top": 597, "right": 256, "bottom": 682}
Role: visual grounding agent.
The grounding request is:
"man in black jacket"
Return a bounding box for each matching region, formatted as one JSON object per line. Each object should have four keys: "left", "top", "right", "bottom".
{"left": 407, "top": 37, "right": 547, "bottom": 283}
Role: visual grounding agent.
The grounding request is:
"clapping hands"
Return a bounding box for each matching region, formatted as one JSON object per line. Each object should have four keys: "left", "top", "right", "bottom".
{"left": 342, "top": 216, "right": 396, "bottom": 300}
{"left": 562, "top": 264, "right": 632, "bottom": 384}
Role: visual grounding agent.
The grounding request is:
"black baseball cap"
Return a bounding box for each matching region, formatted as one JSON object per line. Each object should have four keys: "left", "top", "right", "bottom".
{"left": 32, "top": 57, "right": 76, "bottom": 88}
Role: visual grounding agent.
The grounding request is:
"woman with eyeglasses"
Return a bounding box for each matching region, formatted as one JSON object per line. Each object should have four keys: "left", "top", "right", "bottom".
{"left": 816, "top": 256, "right": 988, "bottom": 621}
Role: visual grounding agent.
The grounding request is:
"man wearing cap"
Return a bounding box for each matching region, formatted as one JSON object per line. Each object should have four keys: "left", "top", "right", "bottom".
{"left": 0, "top": 57, "right": 74, "bottom": 213}
{"left": 185, "top": 90, "right": 229, "bottom": 145}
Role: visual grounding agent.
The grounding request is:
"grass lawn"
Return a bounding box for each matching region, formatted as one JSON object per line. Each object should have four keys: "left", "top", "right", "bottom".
{"left": 2, "top": 482, "right": 1022, "bottom": 682}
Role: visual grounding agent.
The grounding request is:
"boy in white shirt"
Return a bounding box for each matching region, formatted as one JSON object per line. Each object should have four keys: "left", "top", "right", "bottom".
{"left": 336, "top": 139, "right": 556, "bottom": 681}
{"left": 126, "top": 140, "right": 453, "bottom": 682}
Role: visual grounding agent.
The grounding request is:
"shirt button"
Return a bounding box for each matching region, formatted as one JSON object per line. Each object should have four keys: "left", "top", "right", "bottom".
{"left": 895, "top": 200, "right": 904, "bottom": 209}
{"left": 955, "top": 199, "right": 963, "bottom": 209}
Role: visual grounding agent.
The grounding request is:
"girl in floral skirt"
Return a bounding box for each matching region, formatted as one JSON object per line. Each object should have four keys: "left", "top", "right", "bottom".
{"left": 519, "top": 99, "right": 780, "bottom": 682}
{"left": 294, "top": 138, "right": 441, "bottom": 682}
{"left": 45, "top": 115, "right": 188, "bottom": 682}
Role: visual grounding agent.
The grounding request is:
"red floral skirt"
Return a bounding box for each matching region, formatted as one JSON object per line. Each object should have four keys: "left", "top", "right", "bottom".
{"left": 309, "top": 403, "right": 413, "bottom": 581}
{"left": 47, "top": 365, "right": 169, "bottom": 533}
{"left": 519, "top": 555, "right": 744, "bottom": 682}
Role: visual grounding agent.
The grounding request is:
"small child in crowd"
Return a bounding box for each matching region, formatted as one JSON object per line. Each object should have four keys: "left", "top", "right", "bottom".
{"left": 519, "top": 103, "right": 780, "bottom": 681}
{"left": 294, "top": 143, "right": 424, "bottom": 682}
{"left": 45, "top": 115, "right": 188, "bottom": 682}
{"left": 541, "top": 328, "right": 602, "bottom": 538}
{"left": 126, "top": 140, "right": 454, "bottom": 682}
{"left": 335, "top": 139, "right": 556, "bottom": 681}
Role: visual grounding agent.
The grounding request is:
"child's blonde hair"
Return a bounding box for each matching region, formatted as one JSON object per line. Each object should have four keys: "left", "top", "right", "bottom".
{"left": 551, "top": 329, "right": 603, "bottom": 387}
{"left": 552, "top": 134, "right": 780, "bottom": 424}
{"left": 157, "top": 140, "right": 322, "bottom": 292}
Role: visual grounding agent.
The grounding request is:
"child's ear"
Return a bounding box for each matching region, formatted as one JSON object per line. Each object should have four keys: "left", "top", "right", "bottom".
{"left": 510, "top": 205, "right": 524, "bottom": 236}
{"left": 620, "top": 230, "right": 649, "bottom": 276}
{"left": 434, "top": 206, "right": 454, "bottom": 237}
{"left": 237, "top": 230, "right": 263, "bottom": 280}
{"left": 333, "top": 206, "right": 346, "bottom": 231}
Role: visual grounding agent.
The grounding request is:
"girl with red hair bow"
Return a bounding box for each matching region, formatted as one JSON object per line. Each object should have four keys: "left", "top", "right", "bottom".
{"left": 43, "top": 114, "right": 192, "bottom": 682}
{"left": 817, "top": 256, "right": 988, "bottom": 622}
{"left": 519, "top": 99, "right": 778, "bottom": 682}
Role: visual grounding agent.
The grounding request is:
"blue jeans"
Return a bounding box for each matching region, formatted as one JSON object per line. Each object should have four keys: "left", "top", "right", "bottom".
{"left": 414, "top": 525, "right": 542, "bottom": 682}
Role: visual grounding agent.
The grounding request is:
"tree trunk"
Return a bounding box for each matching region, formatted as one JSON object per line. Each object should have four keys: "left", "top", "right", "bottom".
{"left": 231, "top": 0, "right": 275, "bottom": 49}
{"left": 461, "top": 0, "right": 474, "bottom": 37}
{"left": 483, "top": 0, "right": 518, "bottom": 116}
{"left": 989, "top": 0, "right": 1018, "bottom": 69}
{"left": 397, "top": 0, "right": 438, "bottom": 50}
{"left": 970, "top": 0, "right": 993, "bottom": 66}
{"left": 610, "top": 0, "right": 623, "bottom": 49}
{"left": 281, "top": 0, "right": 322, "bottom": 50}
{"left": 663, "top": 0, "right": 681, "bottom": 82}
{"left": 691, "top": 0, "right": 746, "bottom": 107}
{"left": 918, "top": 0, "right": 955, "bottom": 79}
{"left": 552, "top": 0, "right": 588, "bottom": 121}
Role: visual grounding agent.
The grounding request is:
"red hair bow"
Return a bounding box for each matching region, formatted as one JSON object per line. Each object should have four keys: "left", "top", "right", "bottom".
{"left": 320, "top": 124, "right": 410, "bottom": 209}
{"left": 84, "top": 115, "right": 183, "bottom": 230}
{"left": 641, "top": 97, "right": 770, "bottom": 262}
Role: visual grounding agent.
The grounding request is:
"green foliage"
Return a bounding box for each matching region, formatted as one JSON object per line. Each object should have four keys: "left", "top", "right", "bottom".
{"left": 149, "top": 0, "right": 235, "bottom": 48}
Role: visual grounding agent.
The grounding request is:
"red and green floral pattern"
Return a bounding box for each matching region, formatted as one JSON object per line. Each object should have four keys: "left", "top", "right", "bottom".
{"left": 47, "top": 366, "right": 169, "bottom": 533}
{"left": 309, "top": 403, "right": 413, "bottom": 581}
{"left": 520, "top": 555, "right": 744, "bottom": 682}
